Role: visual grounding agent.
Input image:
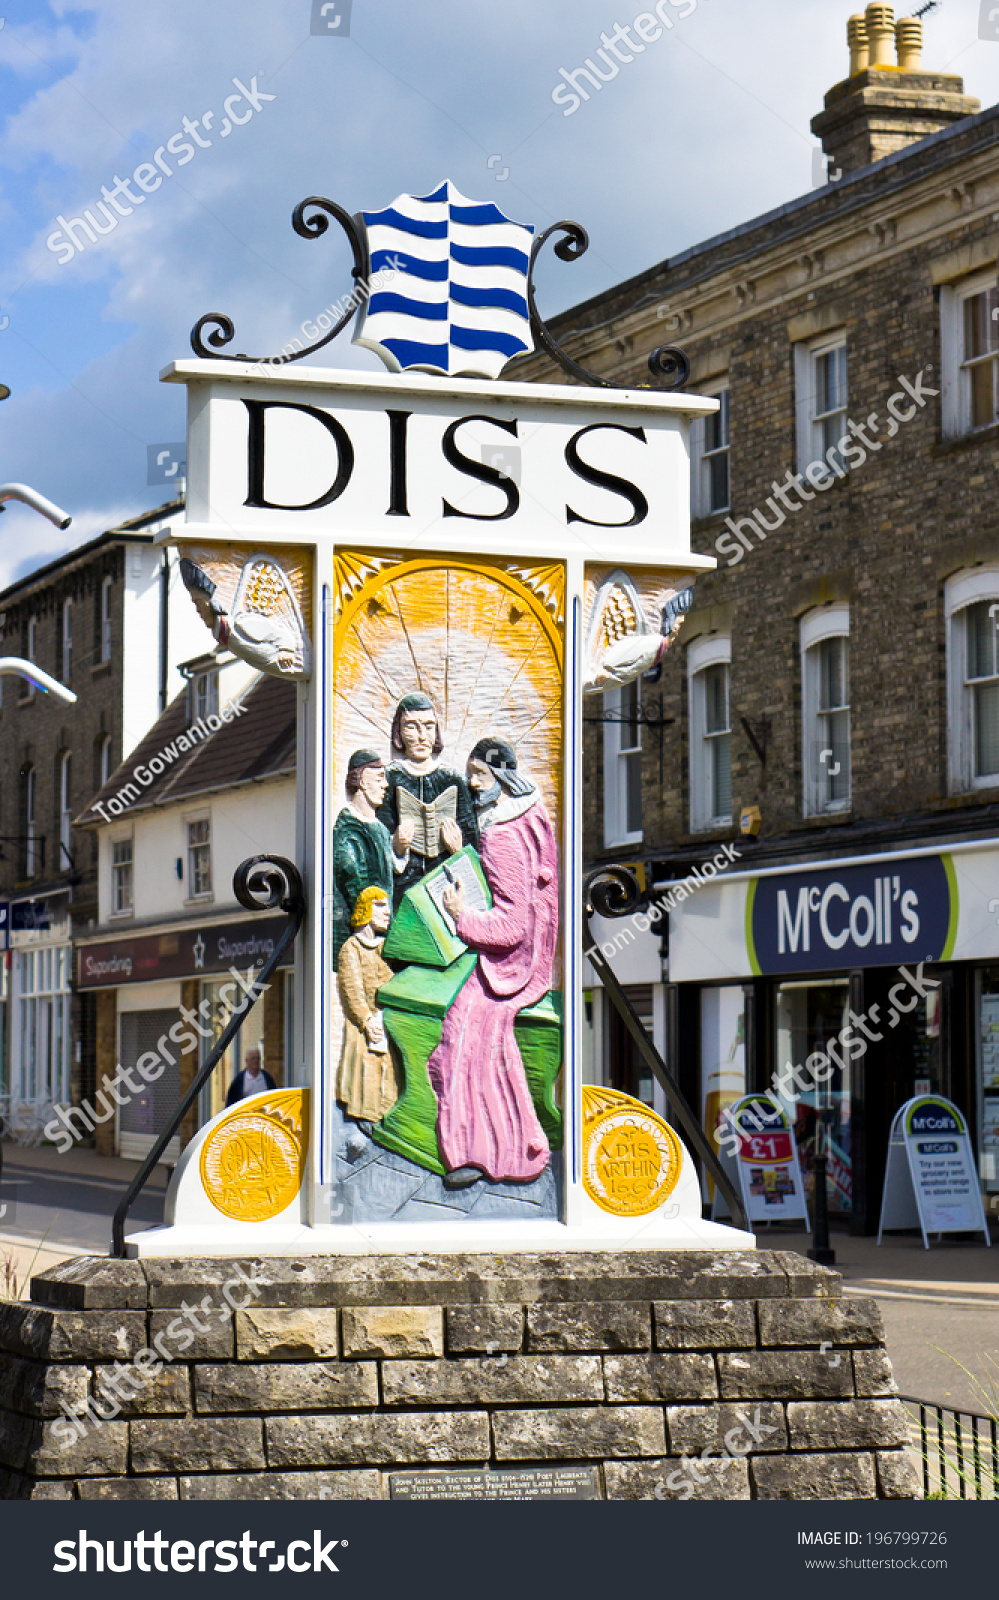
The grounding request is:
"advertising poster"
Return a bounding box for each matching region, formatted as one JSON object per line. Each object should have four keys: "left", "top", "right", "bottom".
{"left": 714, "top": 1093, "right": 809, "bottom": 1227}
{"left": 879, "top": 1095, "right": 990, "bottom": 1248}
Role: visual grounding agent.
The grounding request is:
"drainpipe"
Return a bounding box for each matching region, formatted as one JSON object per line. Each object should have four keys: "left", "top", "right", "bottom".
{"left": 159, "top": 550, "right": 170, "bottom": 711}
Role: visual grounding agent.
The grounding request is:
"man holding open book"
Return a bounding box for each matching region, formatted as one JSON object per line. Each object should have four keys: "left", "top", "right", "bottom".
{"left": 377, "top": 691, "right": 479, "bottom": 907}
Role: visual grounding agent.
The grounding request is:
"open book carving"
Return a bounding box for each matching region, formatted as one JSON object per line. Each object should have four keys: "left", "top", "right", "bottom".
{"left": 397, "top": 784, "right": 458, "bottom": 857}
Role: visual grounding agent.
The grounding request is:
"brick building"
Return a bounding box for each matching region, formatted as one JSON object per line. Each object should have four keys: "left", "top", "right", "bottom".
{"left": 0, "top": 498, "right": 206, "bottom": 1132}
{"left": 518, "top": 6, "right": 998, "bottom": 1232}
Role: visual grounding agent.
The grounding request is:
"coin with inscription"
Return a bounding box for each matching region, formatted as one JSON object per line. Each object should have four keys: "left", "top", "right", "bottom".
{"left": 582, "top": 1087, "right": 682, "bottom": 1217}
{"left": 200, "top": 1105, "right": 306, "bottom": 1222}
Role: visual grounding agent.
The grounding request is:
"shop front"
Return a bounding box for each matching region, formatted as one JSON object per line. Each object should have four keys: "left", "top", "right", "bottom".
{"left": 668, "top": 843, "right": 999, "bottom": 1233}
{"left": 4, "top": 892, "right": 72, "bottom": 1136}
{"left": 77, "top": 913, "right": 294, "bottom": 1161}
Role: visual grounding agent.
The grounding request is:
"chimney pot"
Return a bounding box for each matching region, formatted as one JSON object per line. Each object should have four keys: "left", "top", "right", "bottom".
{"left": 895, "top": 16, "right": 922, "bottom": 70}
{"left": 864, "top": 2, "right": 896, "bottom": 67}
{"left": 847, "top": 13, "right": 869, "bottom": 75}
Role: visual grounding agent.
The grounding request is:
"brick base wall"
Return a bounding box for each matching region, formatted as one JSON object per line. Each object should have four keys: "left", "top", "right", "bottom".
{"left": 0, "top": 1251, "right": 919, "bottom": 1501}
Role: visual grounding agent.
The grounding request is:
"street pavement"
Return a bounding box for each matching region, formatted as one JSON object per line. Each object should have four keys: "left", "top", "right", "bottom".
{"left": 0, "top": 1139, "right": 166, "bottom": 1283}
{"left": 2, "top": 1142, "right": 997, "bottom": 1416}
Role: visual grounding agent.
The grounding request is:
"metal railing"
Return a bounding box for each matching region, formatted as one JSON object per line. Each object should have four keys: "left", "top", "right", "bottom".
{"left": 903, "top": 1397, "right": 999, "bottom": 1500}
{"left": 110, "top": 855, "right": 305, "bottom": 1257}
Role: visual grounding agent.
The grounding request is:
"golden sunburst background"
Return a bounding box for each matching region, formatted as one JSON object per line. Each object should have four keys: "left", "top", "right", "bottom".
{"left": 330, "top": 555, "right": 565, "bottom": 826}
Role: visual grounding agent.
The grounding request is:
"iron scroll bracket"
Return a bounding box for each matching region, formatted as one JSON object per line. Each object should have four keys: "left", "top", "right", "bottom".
{"left": 190, "top": 198, "right": 370, "bottom": 367}
{"left": 109, "top": 855, "right": 306, "bottom": 1259}
{"left": 583, "top": 863, "right": 750, "bottom": 1233}
{"left": 514, "top": 220, "right": 691, "bottom": 392}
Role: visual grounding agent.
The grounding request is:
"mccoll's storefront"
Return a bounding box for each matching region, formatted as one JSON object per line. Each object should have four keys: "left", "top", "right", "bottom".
{"left": 666, "top": 841, "right": 999, "bottom": 1233}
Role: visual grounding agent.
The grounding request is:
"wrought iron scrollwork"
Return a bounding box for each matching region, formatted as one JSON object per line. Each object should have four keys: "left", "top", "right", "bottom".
{"left": 582, "top": 863, "right": 749, "bottom": 1232}
{"left": 190, "top": 198, "right": 369, "bottom": 366}
{"left": 521, "top": 221, "right": 690, "bottom": 392}
{"left": 110, "top": 856, "right": 306, "bottom": 1257}
{"left": 234, "top": 853, "right": 306, "bottom": 916}
{"left": 585, "top": 862, "right": 643, "bottom": 920}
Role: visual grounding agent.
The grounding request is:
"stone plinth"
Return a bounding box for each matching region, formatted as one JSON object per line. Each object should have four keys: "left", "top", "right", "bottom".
{"left": 0, "top": 1251, "right": 919, "bottom": 1501}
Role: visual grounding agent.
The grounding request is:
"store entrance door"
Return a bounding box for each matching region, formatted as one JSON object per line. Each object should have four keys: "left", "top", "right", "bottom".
{"left": 858, "top": 965, "right": 950, "bottom": 1233}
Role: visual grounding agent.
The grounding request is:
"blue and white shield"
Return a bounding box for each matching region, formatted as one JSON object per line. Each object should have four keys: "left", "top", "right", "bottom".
{"left": 353, "top": 180, "right": 534, "bottom": 380}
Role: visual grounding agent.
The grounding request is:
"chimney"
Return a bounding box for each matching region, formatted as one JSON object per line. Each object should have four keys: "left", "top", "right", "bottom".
{"left": 811, "top": 4, "right": 980, "bottom": 178}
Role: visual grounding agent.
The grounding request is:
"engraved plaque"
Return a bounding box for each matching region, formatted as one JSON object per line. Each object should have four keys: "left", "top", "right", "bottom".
{"left": 389, "top": 1467, "right": 601, "bottom": 1501}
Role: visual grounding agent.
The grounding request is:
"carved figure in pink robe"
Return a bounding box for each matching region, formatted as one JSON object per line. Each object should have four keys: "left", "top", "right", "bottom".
{"left": 429, "top": 737, "right": 558, "bottom": 1188}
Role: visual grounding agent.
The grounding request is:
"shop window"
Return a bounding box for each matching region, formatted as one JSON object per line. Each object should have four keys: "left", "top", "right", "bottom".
{"left": 690, "top": 385, "right": 730, "bottom": 517}
{"left": 795, "top": 334, "right": 847, "bottom": 472}
{"left": 801, "top": 605, "right": 850, "bottom": 816}
{"left": 605, "top": 982, "right": 655, "bottom": 1106}
{"left": 941, "top": 271, "right": 999, "bottom": 437}
{"left": 975, "top": 968, "right": 999, "bottom": 1195}
{"left": 117, "top": 1008, "right": 181, "bottom": 1163}
{"left": 15, "top": 945, "right": 71, "bottom": 1105}
{"left": 700, "top": 986, "right": 747, "bottom": 1204}
{"left": 774, "top": 978, "right": 851, "bottom": 1216}
{"left": 186, "top": 815, "right": 212, "bottom": 899}
{"left": 199, "top": 975, "right": 268, "bottom": 1124}
{"left": 111, "top": 835, "right": 134, "bottom": 915}
{"left": 946, "top": 568, "right": 999, "bottom": 793}
{"left": 603, "top": 681, "right": 643, "bottom": 847}
{"left": 688, "top": 634, "right": 732, "bottom": 832}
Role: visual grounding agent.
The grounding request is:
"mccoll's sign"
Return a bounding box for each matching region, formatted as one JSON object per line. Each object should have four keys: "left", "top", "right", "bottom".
{"left": 747, "top": 855, "right": 957, "bottom": 975}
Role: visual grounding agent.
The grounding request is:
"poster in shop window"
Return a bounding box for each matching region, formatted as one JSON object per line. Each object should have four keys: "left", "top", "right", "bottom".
{"left": 713, "top": 1093, "right": 809, "bottom": 1227}
{"left": 878, "top": 1095, "right": 991, "bottom": 1249}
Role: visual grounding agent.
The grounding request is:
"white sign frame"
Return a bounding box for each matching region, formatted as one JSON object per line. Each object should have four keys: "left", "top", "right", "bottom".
{"left": 878, "top": 1094, "right": 990, "bottom": 1249}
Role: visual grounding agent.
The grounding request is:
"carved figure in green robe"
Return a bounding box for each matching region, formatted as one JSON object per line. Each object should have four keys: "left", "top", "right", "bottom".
{"left": 331, "top": 750, "right": 409, "bottom": 960}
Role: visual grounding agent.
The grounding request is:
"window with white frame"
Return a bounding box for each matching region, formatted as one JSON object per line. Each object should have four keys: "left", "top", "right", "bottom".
{"left": 187, "top": 816, "right": 213, "bottom": 898}
{"left": 603, "top": 682, "right": 643, "bottom": 847}
{"left": 58, "top": 751, "right": 72, "bottom": 870}
{"left": 941, "top": 271, "right": 999, "bottom": 437}
{"left": 61, "top": 598, "right": 72, "bottom": 682}
{"left": 22, "top": 763, "right": 38, "bottom": 877}
{"left": 111, "top": 835, "right": 134, "bottom": 914}
{"left": 801, "top": 606, "right": 851, "bottom": 816}
{"left": 100, "top": 575, "right": 112, "bottom": 662}
{"left": 98, "top": 732, "right": 112, "bottom": 788}
{"left": 20, "top": 614, "right": 38, "bottom": 701}
{"left": 946, "top": 568, "right": 999, "bottom": 792}
{"left": 190, "top": 666, "right": 219, "bottom": 724}
{"left": 690, "top": 386, "right": 730, "bottom": 517}
{"left": 795, "top": 334, "right": 848, "bottom": 472}
{"left": 688, "top": 634, "right": 732, "bottom": 831}
{"left": 16, "top": 944, "right": 71, "bottom": 1105}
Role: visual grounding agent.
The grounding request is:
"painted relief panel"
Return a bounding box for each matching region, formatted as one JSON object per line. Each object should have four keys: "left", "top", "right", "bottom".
{"left": 328, "top": 553, "right": 565, "bottom": 1223}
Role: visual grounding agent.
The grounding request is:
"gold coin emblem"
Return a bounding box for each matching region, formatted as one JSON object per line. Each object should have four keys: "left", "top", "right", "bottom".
{"left": 200, "top": 1095, "right": 307, "bottom": 1222}
{"left": 582, "top": 1087, "right": 682, "bottom": 1217}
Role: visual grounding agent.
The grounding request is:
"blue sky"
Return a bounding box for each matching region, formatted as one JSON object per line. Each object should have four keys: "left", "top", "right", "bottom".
{"left": 0, "top": 0, "right": 994, "bottom": 587}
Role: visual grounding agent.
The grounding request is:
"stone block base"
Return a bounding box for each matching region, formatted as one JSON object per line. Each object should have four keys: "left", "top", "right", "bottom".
{"left": 0, "top": 1251, "right": 920, "bottom": 1501}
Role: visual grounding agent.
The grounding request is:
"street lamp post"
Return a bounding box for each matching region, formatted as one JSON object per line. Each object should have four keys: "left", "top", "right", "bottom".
{"left": 808, "top": 1104, "right": 837, "bottom": 1266}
